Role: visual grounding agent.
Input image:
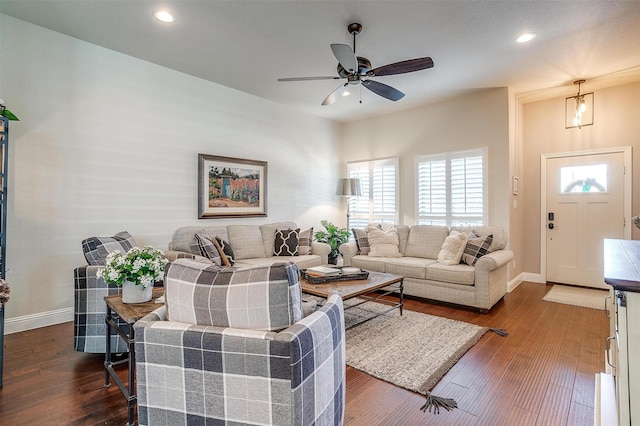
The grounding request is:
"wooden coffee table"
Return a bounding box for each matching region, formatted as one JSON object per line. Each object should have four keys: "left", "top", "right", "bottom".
{"left": 300, "top": 270, "right": 403, "bottom": 327}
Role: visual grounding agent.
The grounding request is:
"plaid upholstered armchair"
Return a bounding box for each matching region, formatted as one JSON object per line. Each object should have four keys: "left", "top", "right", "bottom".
{"left": 74, "top": 231, "right": 138, "bottom": 353}
{"left": 134, "top": 259, "right": 346, "bottom": 426}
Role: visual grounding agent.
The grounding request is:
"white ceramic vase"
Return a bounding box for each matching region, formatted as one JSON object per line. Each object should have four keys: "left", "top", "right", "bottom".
{"left": 121, "top": 280, "right": 153, "bottom": 303}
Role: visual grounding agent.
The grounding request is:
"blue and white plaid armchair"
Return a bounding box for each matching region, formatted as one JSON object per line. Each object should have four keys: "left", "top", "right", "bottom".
{"left": 134, "top": 259, "right": 346, "bottom": 426}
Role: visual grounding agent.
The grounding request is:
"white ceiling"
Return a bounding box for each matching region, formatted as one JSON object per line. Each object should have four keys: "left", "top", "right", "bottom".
{"left": 2, "top": 0, "right": 640, "bottom": 123}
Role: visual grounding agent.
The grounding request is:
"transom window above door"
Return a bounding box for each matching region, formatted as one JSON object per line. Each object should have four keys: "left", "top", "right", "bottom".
{"left": 560, "top": 164, "right": 608, "bottom": 193}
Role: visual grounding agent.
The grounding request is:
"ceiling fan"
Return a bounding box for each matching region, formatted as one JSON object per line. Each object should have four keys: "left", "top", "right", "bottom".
{"left": 278, "top": 23, "right": 434, "bottom": 105}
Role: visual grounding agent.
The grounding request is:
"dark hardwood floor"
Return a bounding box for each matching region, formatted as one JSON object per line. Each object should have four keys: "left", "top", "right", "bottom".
{"left": 0, "top": 282, "right": 608, "bottom": 425}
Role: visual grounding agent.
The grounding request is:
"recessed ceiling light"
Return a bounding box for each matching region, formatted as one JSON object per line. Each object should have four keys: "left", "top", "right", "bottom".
{"left": 153, "top": 9, "right": 175, "bottom": 23}
{"left": 516, "top": 32, "right": 537, "bottom": 43}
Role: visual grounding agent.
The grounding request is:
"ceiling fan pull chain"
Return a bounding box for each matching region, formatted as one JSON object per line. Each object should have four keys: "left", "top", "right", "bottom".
{"left": 359, "top": 84, "right": 362, "bottom": 104}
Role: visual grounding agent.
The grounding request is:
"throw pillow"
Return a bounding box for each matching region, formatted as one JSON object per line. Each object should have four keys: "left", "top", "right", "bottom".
{"left": 82, "top": 231, "right": 137, "bottom": 265}
{"left": 462, "top": 233, "right": 494, "bottom": 266}
{"left": 194, "top": 234, "right": 222, "bottom": 266}
{"left": 352, "top": 228, "right": 371, "bottom": 255}
{"left": 273, "top": 228, "right": 300, "bottom": 256}
{"left": 213, "top": 237, "right": 235, "bottom": 266}
{"left": 437, "top": 230, "right": 468, "bottom": 265}
{"left": 366, "top": 226, "right": 402, "bottom": 258}
{"left": 297, "top": 227, "right": 313, "bottom": 255}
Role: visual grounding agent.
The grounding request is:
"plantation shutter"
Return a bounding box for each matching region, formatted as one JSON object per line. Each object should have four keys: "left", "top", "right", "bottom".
{"left": 416, "top": 155, "right": 447, "bottom": 226}
{"left": 450, "top": 153, "right": 484, "bottom": 225}
{"left": 416, "top": 149, "right": 486, "bottom": 227}
{"left": 348, "top": 165, "right": 371, "bottom": 230}
{"left": 347, "top": 158, "right": 399, "bottom": 230}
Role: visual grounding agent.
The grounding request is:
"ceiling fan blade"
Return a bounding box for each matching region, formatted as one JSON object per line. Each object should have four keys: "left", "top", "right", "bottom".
{"left": 322, "top": 83, "right": 349, "bottom": 106}
{"left": 278, "top": 76, "right": 341, "bottom": 82}
{"left": 369, "top": 57, "right": 434, "bottom": 77}
{"left": 331, "top": 44, "right": 357, "bottom": 74}
{"left": 362, "top": 80, "right": 405, "bottom": 101}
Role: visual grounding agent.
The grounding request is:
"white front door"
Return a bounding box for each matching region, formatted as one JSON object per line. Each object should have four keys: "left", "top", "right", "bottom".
{"left": 545, "top": 152, "right": 625, "bottom": 288}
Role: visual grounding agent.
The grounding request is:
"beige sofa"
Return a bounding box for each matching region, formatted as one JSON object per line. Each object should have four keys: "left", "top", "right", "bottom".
{"left": 339, "top": 225, "right": 514, "bottom": 312}
{"left": 167, "top": 221, "right": 330, "bottom": 268}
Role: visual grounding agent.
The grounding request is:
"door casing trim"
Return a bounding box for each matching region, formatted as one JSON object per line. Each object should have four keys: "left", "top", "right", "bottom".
{"left": 540, "top": 146, "right": 632, "bottom": 283}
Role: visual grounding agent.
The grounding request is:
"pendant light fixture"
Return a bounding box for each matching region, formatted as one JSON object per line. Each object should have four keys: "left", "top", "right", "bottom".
{"left": 565, "top": 79, "right": 594, "bottom": 129}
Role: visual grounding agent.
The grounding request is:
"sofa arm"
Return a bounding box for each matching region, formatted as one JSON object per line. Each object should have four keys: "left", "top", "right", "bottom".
{"left": 339, "top": 241, "right": 358, "bottom": 266}
{"left": 475, "top": 249, "right": 514, "bottom": 272}
{"left": 134, "top": 294, "right": 345, "bottom": 426}
{"left": 311, "top": 241, "right": 331, "bottom": 264}
{"left": 473, "top": 249, "right": 513, "bottom": 311}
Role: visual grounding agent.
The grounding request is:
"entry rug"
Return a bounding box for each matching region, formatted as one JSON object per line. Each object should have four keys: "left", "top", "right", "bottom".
{"left": 543, "top": 284, "right": 609, "bottom": 310}
{"left": 344, "top": 300, "right": 488, "bottom": 396}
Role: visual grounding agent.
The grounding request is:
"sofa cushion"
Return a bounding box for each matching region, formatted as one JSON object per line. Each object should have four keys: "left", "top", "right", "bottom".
{"left": 366, "top": 225, "right": 402, "bottom": 258}
{"left": 437, "top": 230, "right": 468, "bottom": 265}
{"left": 164, "top": 259, "right": 302, "bottom": 331}
{"left": 259, "top": 222, "right": 298, "bottom": 258}
{"left": 238, "top": 254, "right": 321, "bottom": 270}
{"left": 385, "top": 257, "right": 437, "bottom": 280}
{"left": 213, "top": 237, "right": 235, "bottom": 266}
{"left": 169, "top": 226, "right": 229, "bottom": 254}
{"left": 462, "top": 233, "right": 493, "bottom": 266}
{"left": 274, "top": 228, "right": 300, "bottom": 256}
{"left": 297, "top": 227, "right": 313, "bottom": 255}
{"left": 396, "top": 225, "right": 411, "bottom": 255}
{"left": 404, "top": 225, "right": 449, "bottom": 259}
{"left": 451, "top": 226, "right": 506, "bottom": 251}
{"left": 352, "top": 228, "right": 371, "bottom": 255}
{"left": 228, "top": 225, "right": 267, "bottom": 259}
{"left": 426, "top": 262, "right": 476, "bottom": 286}
{"left": 194, "top": 234, "right": 222, "bottom": 266}
{"left": 352, "top": 255, "right": 388, "bottom": 273}
{"left": 82, "top": 231, "right": 137, "bottom": 265}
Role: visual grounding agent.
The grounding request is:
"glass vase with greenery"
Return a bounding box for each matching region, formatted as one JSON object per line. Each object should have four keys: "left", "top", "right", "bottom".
{"left": 314, "top": 220, "right": 350, "bottom": 264}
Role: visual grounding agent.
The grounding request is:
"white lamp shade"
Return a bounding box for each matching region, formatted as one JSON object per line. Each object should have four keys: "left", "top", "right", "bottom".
{"left": 336, "top": 178, "right": 362, "bottom": 196}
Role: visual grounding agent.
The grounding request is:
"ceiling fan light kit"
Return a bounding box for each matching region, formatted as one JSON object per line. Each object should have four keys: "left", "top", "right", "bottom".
{"left": 278, "top": 23, "right": 434, "bottom": 105}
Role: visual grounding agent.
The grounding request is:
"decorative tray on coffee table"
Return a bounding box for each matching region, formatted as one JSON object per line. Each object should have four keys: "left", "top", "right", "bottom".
{"left": 300, "top": 266, "right": 369, "bottom": 284}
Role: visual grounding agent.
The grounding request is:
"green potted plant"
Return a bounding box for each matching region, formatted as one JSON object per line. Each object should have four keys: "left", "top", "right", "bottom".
{"left": 314, "top": 220, "right": 350, "bottom": 264}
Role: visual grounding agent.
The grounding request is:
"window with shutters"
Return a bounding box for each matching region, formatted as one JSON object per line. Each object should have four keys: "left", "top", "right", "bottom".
{"left": 346, "top": 158, "right": 399, "bottom": 230}
{"left": 416, "top": 148, "right": 487, "bottom": 227}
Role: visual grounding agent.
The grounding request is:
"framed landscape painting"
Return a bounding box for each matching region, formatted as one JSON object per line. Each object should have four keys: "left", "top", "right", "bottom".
{"left": 198, "top": 154, "right": 267, "bottom": 218}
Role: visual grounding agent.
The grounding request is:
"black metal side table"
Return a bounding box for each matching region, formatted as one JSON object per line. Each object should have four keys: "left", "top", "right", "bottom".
{"left": 104, "top": 288, "right": 164, "bottom": 426}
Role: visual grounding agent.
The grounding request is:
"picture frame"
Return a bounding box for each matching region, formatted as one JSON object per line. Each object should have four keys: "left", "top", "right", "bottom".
{"left": 198, "top": 154, "right": 267, "bottom": 219}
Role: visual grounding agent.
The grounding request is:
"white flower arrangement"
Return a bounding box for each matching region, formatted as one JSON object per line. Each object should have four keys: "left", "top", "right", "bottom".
{"left": 97, "top": 246, "right": 168, "bottom": 287}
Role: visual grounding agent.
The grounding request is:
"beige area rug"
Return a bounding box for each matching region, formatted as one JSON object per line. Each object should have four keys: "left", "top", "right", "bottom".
{"left": 543, "top": 284, "right": 609, "bottom": 310}
{"left": 343, "top": 300, "right": 488, "bottom": 395}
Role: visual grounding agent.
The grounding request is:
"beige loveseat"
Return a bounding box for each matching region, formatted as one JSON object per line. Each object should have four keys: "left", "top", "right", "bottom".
{"left": 167, "top": 221, "right": 331, "bottom": 268}
{"left": 339, "top": 225, "right": 514, "bottom": 312}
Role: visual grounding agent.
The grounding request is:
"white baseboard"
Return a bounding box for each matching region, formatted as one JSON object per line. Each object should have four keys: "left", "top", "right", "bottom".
{"left": 4, "top": 307, "right": 74, "bottom": 335}
{"left": 507, "top": 273, "right": 524, "bottom": 292}
{"left": 522, "top": 272, "right": 546, "bottom": 284}
{"left": 508, "top": 272, "right": 547, "bottom": 292}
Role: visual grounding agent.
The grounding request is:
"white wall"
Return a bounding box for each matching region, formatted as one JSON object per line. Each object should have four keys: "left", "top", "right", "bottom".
{"left": 0, "top": 15, "right": 342, "bottom": 331}
{"left": 339, "top": 88, "right": 511, "bottom": 230}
